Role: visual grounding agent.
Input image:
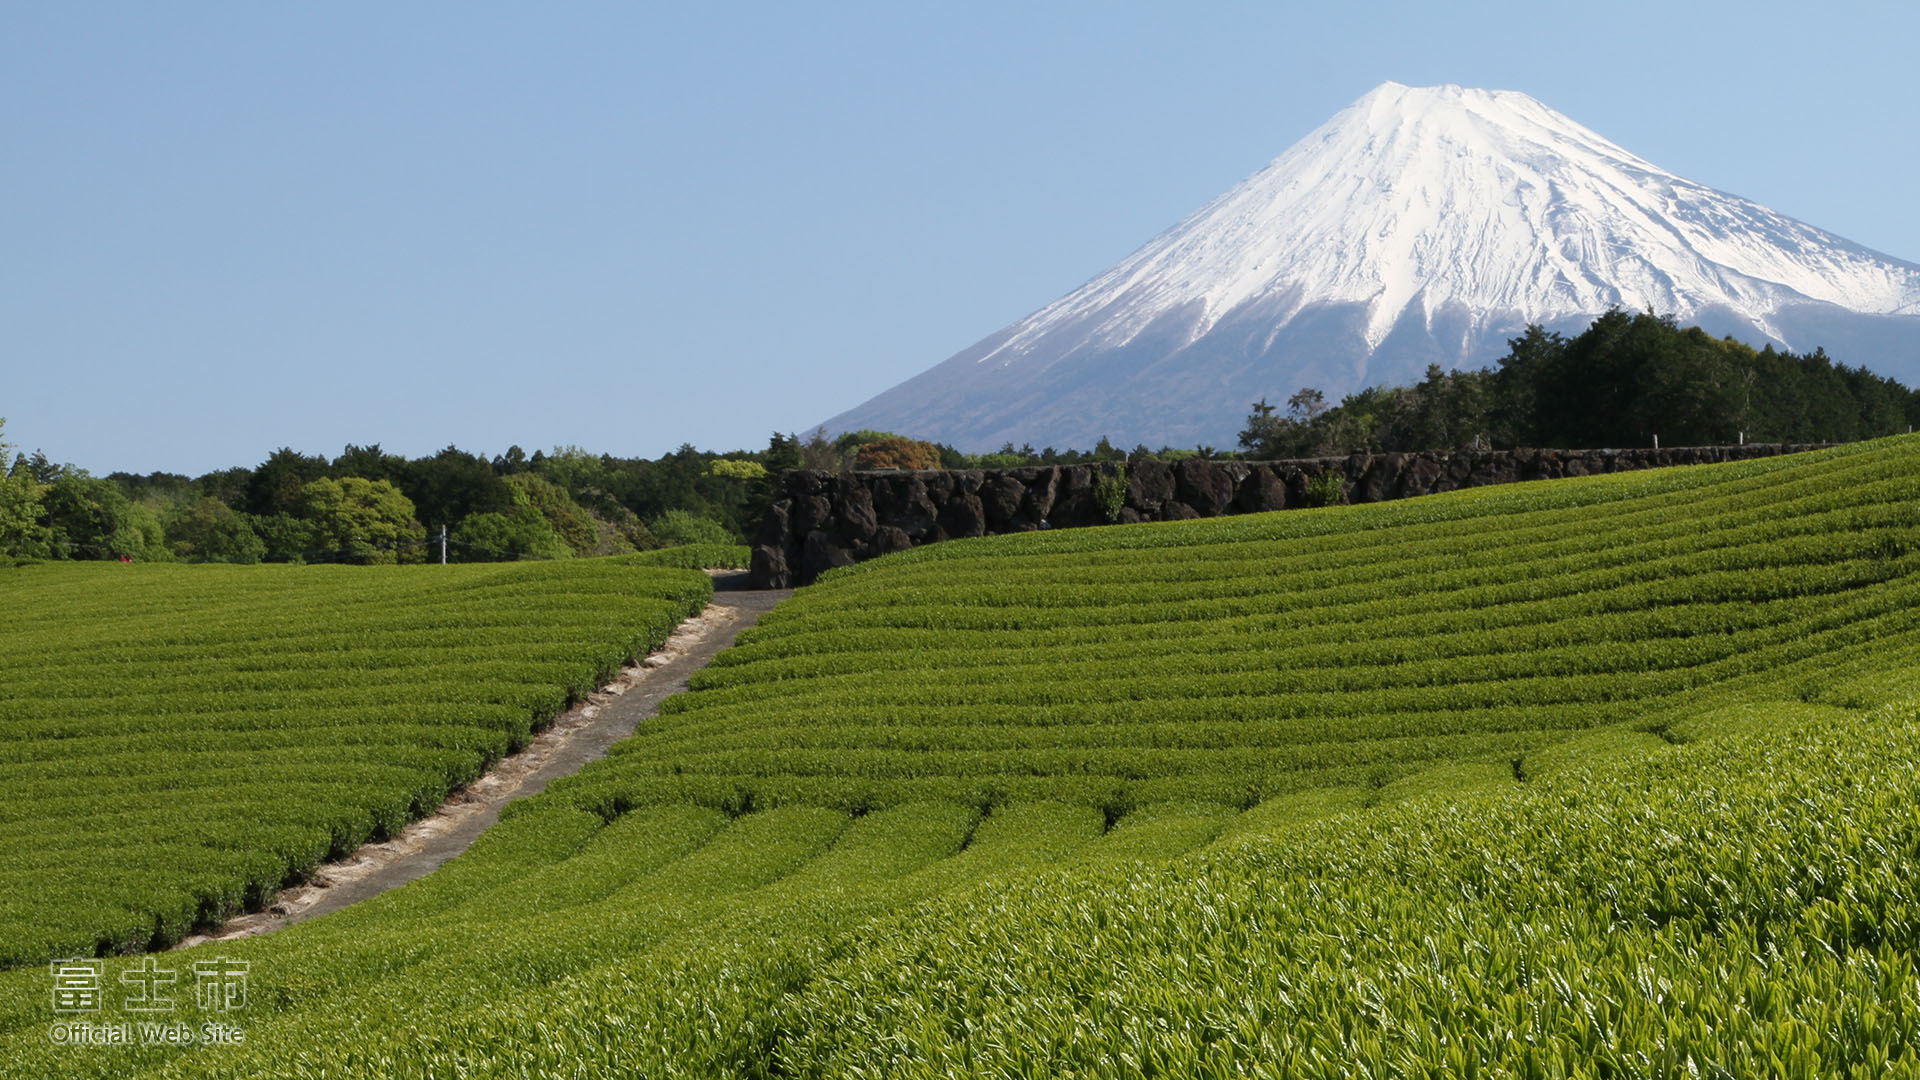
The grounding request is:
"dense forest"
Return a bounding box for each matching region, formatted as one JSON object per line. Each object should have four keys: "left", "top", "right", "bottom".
{"left": 4, "top": 312, "right": 1915, "bottom": 564}
{"left": 0, "top": 426, "right": 1085, "bottom": 565}
{"left": 0, "top": 436, "right": 789, "bottom": 565}
{"left": 1239, "top": 309, "right": 1920, "bottom": 458}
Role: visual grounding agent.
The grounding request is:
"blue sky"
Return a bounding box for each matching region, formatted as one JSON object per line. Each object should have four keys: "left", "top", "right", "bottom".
{"left": 5, "top": 1, "right": 1916, "bottom": 475}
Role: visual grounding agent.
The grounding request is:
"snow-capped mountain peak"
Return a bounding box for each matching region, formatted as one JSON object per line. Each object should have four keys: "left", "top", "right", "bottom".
{"left": 1008, "top": 81, "right": 1918, "bottom": 356}
{"left": 825, "top": 82, "right": 1920, "bottom": 451}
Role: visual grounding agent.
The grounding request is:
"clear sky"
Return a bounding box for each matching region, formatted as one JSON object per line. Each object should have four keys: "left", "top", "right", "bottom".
{"left": 5, "top": 0, "right": 1916, "bottom": 476}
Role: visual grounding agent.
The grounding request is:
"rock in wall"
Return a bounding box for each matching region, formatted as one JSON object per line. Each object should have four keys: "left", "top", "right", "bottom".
{"left": 748, "top": 444, "right": 1826, "bottom": 588}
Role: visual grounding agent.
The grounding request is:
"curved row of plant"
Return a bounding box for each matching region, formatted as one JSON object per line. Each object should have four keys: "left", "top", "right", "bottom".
{"left": 771, "top": 698, "right": 1920, "bottom": 1078}
{"left": 0, "top": 555, "right": 714, "bottom": 967}
{"left": 545, "top": 438, "right": 1920, "bottom": 816}
{"left": 0, "top": 439, "right": 1914, "bottom": 1077}
{"left": 4, "top": 701, "right": 1911, "bottom": 1076}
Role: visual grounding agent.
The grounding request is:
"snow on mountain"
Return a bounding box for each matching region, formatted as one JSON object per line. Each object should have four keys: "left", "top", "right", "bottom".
{"left": 825, "top": 82, "right": 1920, "bottom": 452}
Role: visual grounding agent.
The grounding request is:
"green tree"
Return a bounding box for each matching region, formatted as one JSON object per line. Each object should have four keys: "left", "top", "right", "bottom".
{"left": 298, "top": 477, "right": 426, "bottom": 564}
{"left": 799, "top": 427, "right": 848, "bottom": 472}
{"left": 649, "top": 508, "right": 734, "bottom": 547}
{"left": 401, "top": 446, "right": 512, "bottom": 531}
{"left": 748, "top": 431, "right": 804, "bottom": 527}
{"left": 707, "top": 458, "right": 769, "bottom": 481}
{"left": 450, "top": 508, "right": 571, "bottom": 561}
{"left": 40, "top": 474, "right": 168, "bottom": 560}
{"left": 13, "top": 449, "right": 62, "bottom": 484}
{"left": 762, "top": 432, "right": 802, "bottom": 476}
{"left": 167, "top": 497, "right": 266, "bottom": 563}
{"left": 253, "top": 513, "right": 316, "bottom": 563}
{"left": 1237, "top": 398, "right": 1291, "bottom": 459}
{"left": 502, "top": 472, "right": 633, "bottom": 557}
{"left": 332, "top": 443, "right": 406, "bottom": 485}
{"left": 1483, "top": 310, "right": 1918, "bottom": 448}
{"left": 243, "top": 448, "right": 331, "bottom": 517}
{"left": 529, "top": 445, "right": 610, "bottom": 493}
{"left": 1492, "top": 324, "right": 1567, "bottom": 445}
{"left": 108, "top": 471, "right": 195, "bottom": 503}
{"left": 1287, "top": 387, "right": 1329, "bottom": 425}
{"left": 193, "top": 466, "right": 253, "bottom": 508}
{"left": 0, "top": 421, "right": 51, "bottom": 559}
{"left": 492, "top": 445, "right": 530, "bottom": 474}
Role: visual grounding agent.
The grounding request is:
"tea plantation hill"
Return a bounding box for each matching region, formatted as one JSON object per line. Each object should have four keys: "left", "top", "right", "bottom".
{"left": 0, "top": 550, "right": 737, "bottom": 968}
{"left": 2, "top": 437, "right": 1917, "bottom": 1077}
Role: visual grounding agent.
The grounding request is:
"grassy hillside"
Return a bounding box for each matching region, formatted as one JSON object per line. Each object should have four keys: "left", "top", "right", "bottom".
{"left": 1, "top": 437, "right": 1915, "bottom": 1078}
{"left": 0, "top": 557, "right": 713, "bottom": 968}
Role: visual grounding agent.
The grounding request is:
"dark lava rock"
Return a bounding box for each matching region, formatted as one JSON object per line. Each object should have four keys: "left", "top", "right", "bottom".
{"left": 1235, "top": 466, "right": 1287, "bottom": 513}
{"left": 1397, "top": 454, "right": 1445, "bottom": 497}
{"left": 869, "top": 526, "right": 913, "bottom": 557}
{"left": 800, "top": 530, "right": 855, "bottom": 582}
{"left": 753, "top": 500, "right": 790, "bottom": 548}
{"left": 749, "top": 544, "right": 791, "bottom": 590}
{"left": 1173, "top": 458, "right": 1235, "bottom": 516}
{"left": 837, "top": 484, "right": 877, "bottom": 540}
{"left": 979, "top": 475, "right": 1026, "bottom": 529}
{"left": 793, "top": 494, "right": 834, "bottom": 537}
{"left": 875, "top": 475, "right": 939, "bottom": 539}
{"left": 1019, "top": 468, "right": 1059, "bottom": 525}
{"left": 938, "top": 494, "right": 987, "bottom": 539}
{"left": 1161, "top": 501, "right": 1200, "bottom": 520}
{"left": 1126, "top": 459, "right": 1174, "bottom": 512}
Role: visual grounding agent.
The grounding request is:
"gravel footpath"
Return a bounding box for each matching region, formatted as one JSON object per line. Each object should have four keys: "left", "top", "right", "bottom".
{"left": 176, "top": 572, "right": 791, "bottom": 946}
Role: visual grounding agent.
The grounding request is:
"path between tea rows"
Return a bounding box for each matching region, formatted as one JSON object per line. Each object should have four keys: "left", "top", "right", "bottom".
{"left": 176, "top": 573, "right": 793, "bottom": 948}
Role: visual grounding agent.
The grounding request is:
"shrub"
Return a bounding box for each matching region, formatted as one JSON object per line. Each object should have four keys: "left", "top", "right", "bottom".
{"left": 650, "top": 509, "right": 736, "bottom": 547}
{"left": 631, "top": 543, "right": 751, "bottom": 569}
{"left": 1303, "top": 470, "right": 1346, "bottom": 507}
{"left": 708, "top": 459, "right": 769, "bottom": 481}
{"left": 852, "top": 437, "right": 943, "bottom": 471}
{"left": 1094, "top": 463, "right": 1128, "bottom": 522}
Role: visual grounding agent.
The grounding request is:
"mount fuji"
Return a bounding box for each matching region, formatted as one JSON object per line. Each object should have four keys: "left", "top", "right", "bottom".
{"left": 825, "top": 82, "right": 1920, "bottom": 452}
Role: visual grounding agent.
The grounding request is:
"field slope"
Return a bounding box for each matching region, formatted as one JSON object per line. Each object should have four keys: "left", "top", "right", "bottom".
{"left": 0, "top": 556, "right": 713, "bottom": 967}
{"left": 1, "top": 437, "right": 1916, "bottom": 1078}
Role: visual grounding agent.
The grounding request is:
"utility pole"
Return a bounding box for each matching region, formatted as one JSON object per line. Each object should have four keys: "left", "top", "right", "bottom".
{"left": 439, "top": 524, "right": 447, "bottom": 565}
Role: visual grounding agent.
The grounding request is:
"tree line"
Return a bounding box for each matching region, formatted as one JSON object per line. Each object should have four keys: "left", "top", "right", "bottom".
{"left": 1239, "top": 310, "right": 1920, "bottom": 458}
{"left": 0, "top": 420, "right": 1193, "bottom": 566}
{"left": 6, "top": 313, "right": 1914, "bottom": 564}
{"left": 0, "top": 434, "right": 799, "bottom": 565}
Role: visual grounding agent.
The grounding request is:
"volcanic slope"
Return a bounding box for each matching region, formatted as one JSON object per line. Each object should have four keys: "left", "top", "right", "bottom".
{"left": 4, "top": 437, "right": 1918, "bottom": 1077}
{"left": 826, "top": 81, "right": 1920, "bottom": 451}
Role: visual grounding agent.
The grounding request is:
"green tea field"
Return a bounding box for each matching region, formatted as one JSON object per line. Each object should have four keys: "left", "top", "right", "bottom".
{"left": 0, "top": 557, "right": 714, "bottom": 968}
{"left": 2, "top": 438, "right": 1917, "bottom": 1077}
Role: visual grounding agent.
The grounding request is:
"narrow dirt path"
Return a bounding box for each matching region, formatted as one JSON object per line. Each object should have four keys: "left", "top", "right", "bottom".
{"left": 176, "top": 573, "right": 790, "bottom": 946}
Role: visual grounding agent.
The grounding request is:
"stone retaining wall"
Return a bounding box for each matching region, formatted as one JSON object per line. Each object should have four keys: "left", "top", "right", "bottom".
{"left": 749, "top": 443, "right": 1826, "bottom": 588}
